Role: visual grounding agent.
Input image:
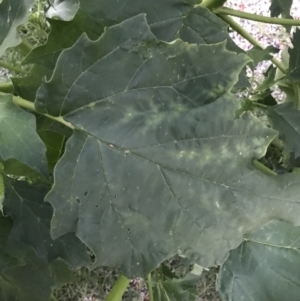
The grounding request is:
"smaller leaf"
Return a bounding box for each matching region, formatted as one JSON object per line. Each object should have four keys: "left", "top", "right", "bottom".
{"left": 247, "top": 45, "right": 279, "bottom": 68}
{"left": 0, "top": 250, "right": 54, "bottom": 301}
{"left": 0, "top": 214, "right": 74, "bottom": 301}
{"left": 256, "top": 66, "right": 277, "bottom": 92}
{"left": 268, "top": 103, "right": 300, "bottom": 158}
{"left": 251, "top": 90, "right": 277, "bottom": 106}
{"left": 12, "top": 65, "right": 51, "bottom": 102}
{"left": 269, "top": 0, "right": 293, "bottom": 18}
{"left": 217, "top": 220, "right": 300, "bottom": 301}
{"left": 4, "top": 179, "right": 91, "bottom": 268}
{"left": 0, "top": 92, "right": 48, "bottom": 176}
{"left": 49, "top": 259, "right": 74, "bottom": 288}
{"left": 153, "top": 272, "right": 200, "bottom": 301}
{"left": 288, "top": 28, "right": 300, "bottom": 80}
{"left": 2, "top": 158, "right": 47, "bottom": 183}
{"left": 36, "top": 117, "right": 69, "bottom": 172}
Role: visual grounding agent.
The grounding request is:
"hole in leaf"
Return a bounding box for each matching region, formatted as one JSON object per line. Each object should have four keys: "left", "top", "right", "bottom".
{"left": 76, "top": 198, "right": 80, "bottom": 203}
{"left": 84, "top": 191, "right": 88, "bottom": 196}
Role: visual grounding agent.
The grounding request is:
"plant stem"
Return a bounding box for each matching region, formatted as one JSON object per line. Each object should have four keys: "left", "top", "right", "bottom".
{"left": 253, "top": 102, "right": 267, "bottom": 108}
{"left": 0, "top": 81, "right": 14, "bottom": 94}
{"left": 200, "top": 0, "right": 227, "bottom": 9}
{"left": 215, "top": 6, "right": 300, "bottom": 26}
{"left": 218, "top": 15, "right": 287, "bottom": 74}
{"left": 271, "top": 137, "right": 284, "bottom": 151}
{"left": 12, "top": 96, "right": 74, "bottom": 129}
{"left": 253, "top": 160, "right": 277, "bottom": 176}
{"left": 105, "top": 275, "right": 130, "bottom": 301}
{"left": 0, "top": 60, "right": 27, "bottom": 74}
{"left": 147, "top": 273, "right": 154, "bottom": 301}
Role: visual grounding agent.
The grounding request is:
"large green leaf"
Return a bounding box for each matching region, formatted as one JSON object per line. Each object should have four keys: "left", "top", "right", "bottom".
{"left": 0, "top": 92, "right": 48, "bottom": 176}
{"left": 268, "top": 103, "right": 300, "bottom": 158}
{"left": 34, "top": 15, "right": 300, "bottom": 277}
{"left": 24, "top": 1, "right": 242, "bottom": 71}
{"left": 4, "top": 179, "right": 90, "bottom": 268}
{"left": 217, "top": 220, "right": 300, "bottom": 301}
{"left": 24, "top": 2, "right": 246, "bottom": 101}
{"left": 35, "top": 15, "right": 248, "bottom": 116}
{"left": 0, "top": 0, "right": 35, "bottom": 56}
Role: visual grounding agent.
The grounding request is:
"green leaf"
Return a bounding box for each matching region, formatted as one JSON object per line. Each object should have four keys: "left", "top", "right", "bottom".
{"left": 0, "top": 250, "right": 56, "bottom": 301}
{"left": 0, "top": 214, "right": 73, "bottom": 301}
{"left": 2, "top": 158, "right": 47, "bottom": 183}
{"left": 49, "top": 259, "right": 74, "bottom": 288}
{"left": 36, "top": 15, "right": 249, "bottom": 116}
{"left": 269, "top": 0, "right": 293, "bottom": 17}
{"left": 268, "top": 103, "right": 300, "bottom": 158}
{"left": 251, "top": 90, "right": 277, "bottom": 106}
{"left": 268, "top": 47, "right": 300, "bottom": 106}
{"left": 36, "top": 117, "right": 69, "bottom": 173}
{"left": 256, "top": 66, "right": 277, "bottom": 93}
{"left": 24, "top": 0, "right": 196, "bottom": 69}
{"left": 154, "top": 273, "right": 200, "bottom": 301}
{"left": 247, "top": 45, "right": 279, "bottom": 68}
{"left": 217, "top": 220, "right": 300, "bottom": 301}
{"left": 12, "top": 65, "right": 52, "bottom": 102}
{"left": 24, "top": 1, "right": 242, "bottom": 72}
{"left": 174, "top": 6, "right": 242, "bottom": 54}
{"left": 35, "top": 15, "right": 300, "bottom": 277}
{"left": 0, "top": 0, "right": 35, "bottom": 56}
{"left": 0, "top": 92, "right": 48, "bottom": 176}
{"left": 0, "top": 164, "right": 4, "bottom": 213}
{"left": 4, "top": 179, "right": 90, "bottom": 268}
{"left": 288, "top": 28, "right": 300, "bottom": 80}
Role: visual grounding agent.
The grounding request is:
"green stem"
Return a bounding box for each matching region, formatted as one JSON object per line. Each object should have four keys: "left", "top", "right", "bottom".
{"left": 215, "top": 6, "right": 300, "bottom": 26}
{"left": 105, "top": 275, "right": 130, "bottom": 301}
{"left": 0, "top": 81, "right": 14, "bottom": 94}
{"left": 147, "top": 273, "right": 154, "bottom": 301}
{"left": 271, "top": 137, "right": 284, "bottom": 151}
{"left": 218, "top": 15, "right": 287, "bottom": 74}
{"left": 200, "top": 0, "right": 226, "bottom": 9}
{"left": 253, "top": 102, "right": 267, "bottom": 109}
{"left": 253, "top": 160, "right": 277, "bottom": 176}
{"left": 0, "top": 60, "right": 27, "bottom": 74}
{"left": 12, "top": 96, "right": 74, "bottom": 129}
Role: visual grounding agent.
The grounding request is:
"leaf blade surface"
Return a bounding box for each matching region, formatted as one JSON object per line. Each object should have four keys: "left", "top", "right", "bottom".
{"left": 36, "top": 15, "right": 300, "bottom": 277}
{"left": 217, "top": 220, "right": 300, "bottom": 301}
